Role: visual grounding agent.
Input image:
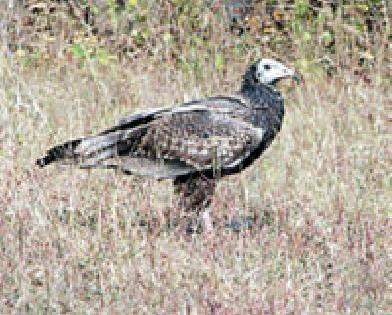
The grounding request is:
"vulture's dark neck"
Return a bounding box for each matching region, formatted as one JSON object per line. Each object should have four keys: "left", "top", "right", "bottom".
{"left": 241, "top": 81, "right": 280, "bottom": 101}
{"left": 241, "top": 79, "right": 284, "bottom": 111}
{"left": 240, "top": 77, "right": 285, "bottom": 136}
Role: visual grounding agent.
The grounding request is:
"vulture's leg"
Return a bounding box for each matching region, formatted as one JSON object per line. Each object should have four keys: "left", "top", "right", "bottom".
{"left": 173, "top": 175, "right": 216, "bottom": 233}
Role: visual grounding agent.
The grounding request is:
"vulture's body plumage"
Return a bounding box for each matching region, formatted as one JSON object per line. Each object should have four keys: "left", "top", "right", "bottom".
{"left": 37, "top": 59, "right": 299, "bottom": 231}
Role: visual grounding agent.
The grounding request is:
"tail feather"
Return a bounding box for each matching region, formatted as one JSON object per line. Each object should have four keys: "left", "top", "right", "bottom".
{"left": 36, "top": 132, "right": 126, "bottom": 168}
{"left": 36, "top": 138, "right": 82, "bottom": 167}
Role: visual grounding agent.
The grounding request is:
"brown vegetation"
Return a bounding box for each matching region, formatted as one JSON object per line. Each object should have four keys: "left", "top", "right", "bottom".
{"left": 0, "top": 1, "right": 391, "bottom": 314}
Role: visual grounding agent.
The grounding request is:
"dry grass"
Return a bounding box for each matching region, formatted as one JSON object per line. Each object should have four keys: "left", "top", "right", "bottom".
{"left": 0, "top": 49, "right": 391, "bottom": 314}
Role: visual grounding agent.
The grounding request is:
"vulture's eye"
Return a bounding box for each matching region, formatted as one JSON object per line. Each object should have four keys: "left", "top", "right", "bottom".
{"left": 264, "top": 64, "right": 271, "bottom": 70}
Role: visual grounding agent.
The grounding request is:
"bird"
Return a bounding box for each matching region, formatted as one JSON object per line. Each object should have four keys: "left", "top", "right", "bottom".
{"left": 36, "top": 58, "right": 299, "bottom": 232}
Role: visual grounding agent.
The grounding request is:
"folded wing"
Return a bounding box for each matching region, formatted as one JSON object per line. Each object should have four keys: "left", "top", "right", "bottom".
{"left": 37, "top": 97, "right": 264, "bottom": 179}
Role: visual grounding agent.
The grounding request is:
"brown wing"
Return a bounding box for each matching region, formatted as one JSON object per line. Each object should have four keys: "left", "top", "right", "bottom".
{"left": 136, "top": 109, "right": 263, "bottom": 170}
{"left": 37, "top": 97, "right": 263, "bottom": 179}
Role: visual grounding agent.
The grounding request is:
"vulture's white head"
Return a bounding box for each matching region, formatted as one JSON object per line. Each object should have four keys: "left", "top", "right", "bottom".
{"left": 255, "top": 58, "right": 300, "bottom": 85}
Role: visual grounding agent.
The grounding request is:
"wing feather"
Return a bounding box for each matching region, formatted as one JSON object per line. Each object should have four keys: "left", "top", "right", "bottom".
{"left": 135, "top": 109, "right": 263, "bottom": 170}
{"left": 37, "top": 96, "right": 263, "bottom": 178}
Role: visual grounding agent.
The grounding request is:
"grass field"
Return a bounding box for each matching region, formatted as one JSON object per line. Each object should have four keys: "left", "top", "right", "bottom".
{"left": 0, "top": 41, "right": 391, "bottom": 314}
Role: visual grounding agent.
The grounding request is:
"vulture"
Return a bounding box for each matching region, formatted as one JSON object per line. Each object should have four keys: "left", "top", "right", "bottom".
{"left": 37, "top": 58, "right": 299, "bottom": 231}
